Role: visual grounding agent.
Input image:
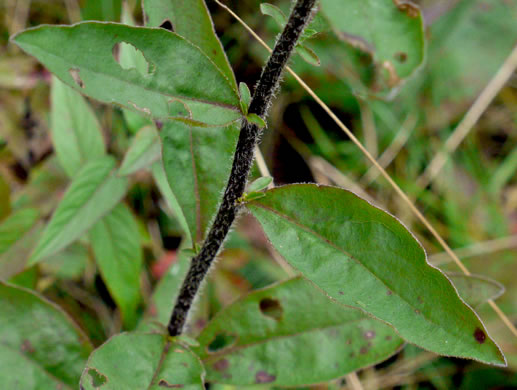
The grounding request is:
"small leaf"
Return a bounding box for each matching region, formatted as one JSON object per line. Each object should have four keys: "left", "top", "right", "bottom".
{"left": 239, "top": 82, "right": 251, "bottom": 115}
{"left": 12, "top": 22, "right": 241, "bottom": 125}
{"left": 161, "top": 120, "right": 239, "bottom": 244}
{"left": 51, "top": 76, "right": 105, "bottom": 177}
{"left": 0, "top": 282, "right": 92, "bottom": 388}
{"left": 260, "top": 3, "right": 287, "bottom": 28}
{"left": 247, "top": 113, "right": 266, "bottom": 129}
{"left": 90, "top": 204, "right": 143, "bottom": 328}
{"left": 29, "top": 156, "right": 128, "bottom": 265}
{"left": 119, "top": 125, "right": 161, "bottom": 176}
{"left": 194, "top": 277, "right": 403, "bottom": 386}
{"left": 296, "top": 44, "right": 321, "bottom": 66}
{"left": 246, "top": 184, "right": 505, "bottom": 366}
{"left": 0, "top": 209, "right": 41, "bottom": 279}
{"left": 449, "top": 273, "right": 505, "bottom": 308}
{"left": 241, "top": 192, "right": 266, "bottom": 203}
{"left": 247, "top": 176, "right": 273, "bottom": 193}
{"left": 80, "top": 333, "right": 205, "bottom": 389}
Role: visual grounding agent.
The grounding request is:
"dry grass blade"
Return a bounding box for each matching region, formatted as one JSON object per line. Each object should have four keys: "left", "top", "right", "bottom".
{"left": 215, "top": 0, "right": 517, "bottom": 338}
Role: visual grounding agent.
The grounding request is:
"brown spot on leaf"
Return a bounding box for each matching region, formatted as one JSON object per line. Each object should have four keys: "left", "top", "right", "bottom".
{"left": 392, "top": 0, "right": 420, "bottom": 18}
{"left": 364, "top": 331, "right": 375, "bottom": 340}
{"left": 155, "top": 120, "right": 164, "bottom": 130}
{"left": 415, "top": 309, "right": 421, "bottom": 314}
{"left": 69, "top": 68, "right": 84, "bottom": 88}
{"left": 474, "top": 328, "right": 486, "bottom": 344}
{"left": 338, "top": 291, "right": 344, "bottom": 295}
{"left": 360, "top": 346, "right": 369, "bottom": 355}
{"left": 259, "top": 297, "right": 283, "bottom": 320}
{"left": 395, "top": 52, "right": 408, "bottom": 63}
{"left": 417, "top": 296, "right": 423, "bottom": 304}
{"left": 213, "top": 359, "right": 229, "bottom": 372}
{"left": 386, "top": 290, "right": 392, "bottom": 295}
{"left": 255, "top": 371, "right": 276, "bottom": 384}
{"left": 158, "top": 380, "right": 184, "bottom": 388}
{"left": 21, "top": 339, "right": 35, "bottom": 354}
{"left": 385, "top": 335, "right": 392, "bottom": 341}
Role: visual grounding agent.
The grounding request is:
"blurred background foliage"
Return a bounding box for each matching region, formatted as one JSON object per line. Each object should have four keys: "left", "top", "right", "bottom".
{"left": 1, "top": 0, "right": 517, "bottom": 388}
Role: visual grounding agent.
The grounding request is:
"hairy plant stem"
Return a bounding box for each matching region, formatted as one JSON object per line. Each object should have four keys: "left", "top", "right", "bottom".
{"left": 167, "top": 0, "right": 317, "bottom": 336}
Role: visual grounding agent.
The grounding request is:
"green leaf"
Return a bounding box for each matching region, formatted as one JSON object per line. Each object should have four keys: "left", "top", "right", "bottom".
{"left": 50, "top": 76, "right": 105, "bottom": 178}
{"left": 119, "top": 125, "right": 161, "bottom": 176}
{"left": 138, "top": 250, "right": 192, "bottom": 332}
{"left": 12, "top": 22, "right": 241, "bottom": 125}
{"left": 246, "top": 184, "right": 505, "bottom": 366}
{"left": 449, "top": 273, "right": 505, "bottom": 308}
{"left": 151, "top": 161, "right": 192, "bottom": 244}
{"left": 260, "top": 3, "right": 287, "bottom": 28}
{"left": 296, "top": 44, "right": 321, "bottom": 66}
{"left": 81, "top": 332, "right": 205, "bottom": 389}
{"left": 30, "top": 156, "right": 128, "bottom": 265}
{"left": 194, "top": 277, "right": 403, "bottom": 386}
{"left": 0, "top": 208, "right": 41, "bottom": 280}
{"left": 0, "top": 282, "right": 92, "bottom": 389}
{"left": 247, "top": 113, "right": 266, "bottom": 129}
{"left": 143, "top": 0, "right": 237, "bottom": 90}
{"left": 239, "top": 82, "right": 251, "bottom": 115}
{"left": 161, "top": 120, "right": 239, "bottom": 244}
{"left": 90, "top": 204, "right": 143, "bottom": 328}
{"left": 320, "top": 0, "right": 425, "bottom": 89}
{"left": 247, "top": 176, "right": 273, "bottom": 193}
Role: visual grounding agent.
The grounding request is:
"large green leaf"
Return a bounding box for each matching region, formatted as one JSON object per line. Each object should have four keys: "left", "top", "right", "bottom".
{"left": 143, "top": 0, "right": 237, "bottom": 89}
{"left": 12, "top": 22, "right": 241, "bottom": 125}
{"left": 194, "top": 277, "right": 403, "bottom": 386}
{"left": 29, "top": 156, "right": 128, "bottom": 265}
{"left": 80, "top": 333, "right": 205, "bottom": 389}
{"left": 320, "top": 0, "right": 425, "bottom": 90}
{"left": 0, "top": 282, "right": 92, "bottom": 389}
{"left": 50, "top": 76, "right": 105, "bottom": 178}
{"left": 119, "top": 125, "right": 161, "bottom": 176}
{"left": 246, "top": 184, "right": 505, "bottom": 366}
{"left": 90, "top": 204, "right": 143, "bottom": 328}
{"left": 161, "top": 120, "right": 239, "bottom": 244}
{"left": 0, "top": 208, "right": 41, "bottom": 279}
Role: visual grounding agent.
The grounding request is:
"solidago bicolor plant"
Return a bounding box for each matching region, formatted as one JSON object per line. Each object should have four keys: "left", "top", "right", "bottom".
{"left": 0, "top": 0, "right": 507, "bottom": 388}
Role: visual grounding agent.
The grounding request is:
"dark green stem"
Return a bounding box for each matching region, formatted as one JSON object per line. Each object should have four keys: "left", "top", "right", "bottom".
{"left": 167, "top": 0, "right": 317, "bottom": 336}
